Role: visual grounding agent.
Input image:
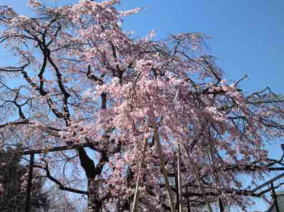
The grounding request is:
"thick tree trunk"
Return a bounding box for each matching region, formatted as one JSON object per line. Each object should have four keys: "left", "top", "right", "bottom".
{"left": 76, "top": 147, "right": 102, "bottom": 211}
{"left": 88, "top": 179, "right": 102, "bottom": 212}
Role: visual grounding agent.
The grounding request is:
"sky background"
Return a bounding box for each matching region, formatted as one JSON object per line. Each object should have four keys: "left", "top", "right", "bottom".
{"left": 2, "top": 0, "right": 284, "bottom": 94}
{"left": 1, "top": 0, "right": 284, "bottom": 211}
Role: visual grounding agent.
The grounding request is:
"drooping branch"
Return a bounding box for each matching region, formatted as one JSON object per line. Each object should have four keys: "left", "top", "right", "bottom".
{"left": 39, "top": 160, "right": 88, "bottom": 195}
{"left": 131, "top": 139, "right": 148, "bottom": 212}
{"left": 154, "top": 127, "right": 175, "bottom": 212}
{"left": 21, "top": 142, "right": 94, "bottom": 156}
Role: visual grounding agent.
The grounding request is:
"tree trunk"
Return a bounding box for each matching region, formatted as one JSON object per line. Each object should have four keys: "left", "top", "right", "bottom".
{"left": 88, "top": 179, "right": 102, "bottom": 212}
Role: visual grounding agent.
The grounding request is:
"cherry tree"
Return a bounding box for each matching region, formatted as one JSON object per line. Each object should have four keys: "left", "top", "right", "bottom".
{"left": 0, "top": 0, "right": 284, "bottom": 211}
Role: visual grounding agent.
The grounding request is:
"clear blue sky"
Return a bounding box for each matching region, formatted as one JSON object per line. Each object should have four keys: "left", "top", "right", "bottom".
{"left": 1, "top": 0, "right": 284, "bottom": 211}
{"left": 2, "top": 0, "right": 284, "bottom": 94}
{"left": 118, "top": 0, "right": 284, "bottom": 94}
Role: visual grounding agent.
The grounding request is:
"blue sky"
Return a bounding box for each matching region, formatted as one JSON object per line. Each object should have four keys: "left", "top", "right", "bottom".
{"left": 1, "top": 0, "right": 284, "bottom": 211}
{"left": 121, "top": 0, "right": 284, "bottom": 93}
{"left": 2, "top": 0, "right": 284, "bottom": 93}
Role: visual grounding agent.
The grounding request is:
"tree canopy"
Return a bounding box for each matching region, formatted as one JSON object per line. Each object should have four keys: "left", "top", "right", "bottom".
{"left": 0, "top": 0, "right": 283, "bottom": 211}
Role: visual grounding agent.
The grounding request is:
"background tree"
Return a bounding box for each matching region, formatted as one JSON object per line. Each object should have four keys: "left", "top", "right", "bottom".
{"left": 0, "top": 0, "right": 283, "bottom": 211}
{"left": 0, "top": 145, "right": 49, "bottom": 211}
